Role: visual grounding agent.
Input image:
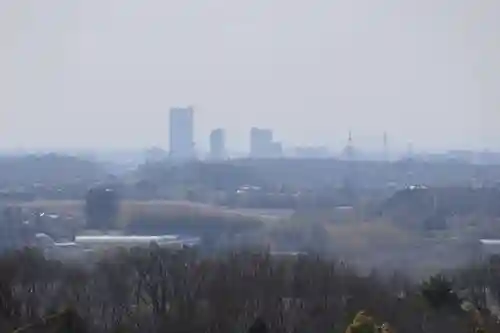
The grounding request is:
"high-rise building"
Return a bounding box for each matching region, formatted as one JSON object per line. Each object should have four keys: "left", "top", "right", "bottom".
{"left": 209, "top": 128, "right": 226, "bottom": 160}
{"left": 169, "top": 106, "right": 194, "bottom": 160}
{"left": 250, "top": 127, "right": 273, "bottom": 158}
{"left": 249, "top": 127, "right": 283, "bottom": 158}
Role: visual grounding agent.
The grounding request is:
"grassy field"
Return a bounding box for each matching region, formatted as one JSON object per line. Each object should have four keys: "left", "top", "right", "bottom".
{"left": 19, "top": 200, "right": 273, "bottom": 227}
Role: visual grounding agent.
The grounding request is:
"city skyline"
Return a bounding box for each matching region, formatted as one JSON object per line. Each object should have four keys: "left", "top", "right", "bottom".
{"left": 0, "top": 116, "right": 498, "bottom": 158}
{"left": 1, "top": 1, "right": 499, "bottom": 151}
{"left": 168, "top": 107, "right": 390, "bottom": 159}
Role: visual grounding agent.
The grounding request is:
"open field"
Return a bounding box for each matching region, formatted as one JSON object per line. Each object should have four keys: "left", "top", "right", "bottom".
{"left": 19, "top": 200, "right": 280, "bottom": 226}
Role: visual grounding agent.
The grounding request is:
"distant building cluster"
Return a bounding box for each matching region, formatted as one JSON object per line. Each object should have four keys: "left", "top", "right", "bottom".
{"left": 167, "top": 106, "right": 499, "bottom": 163}
{"left": 166, "top": 106, "right": 391, "bottom": 161}
{"left": 166, "top": 106, "right": 393, "bottom": 161}
{"left": 168, "top": 107, "right": 284, "bottom": 161}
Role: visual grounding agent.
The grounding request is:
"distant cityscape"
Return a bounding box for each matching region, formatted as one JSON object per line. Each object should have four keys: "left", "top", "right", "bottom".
{"left": 164, "top": 106, "right": 500, "bottom": 165}
{"left": 2, "top": 105, "right": 499, "bottom": 167}
{"left": 166, "top": 105, "right": 350, "bottom": 161}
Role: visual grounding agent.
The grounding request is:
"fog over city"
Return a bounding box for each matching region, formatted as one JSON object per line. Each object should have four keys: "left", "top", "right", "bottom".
{"left": 1, "top": 0, "right": 500, "bottom": 152}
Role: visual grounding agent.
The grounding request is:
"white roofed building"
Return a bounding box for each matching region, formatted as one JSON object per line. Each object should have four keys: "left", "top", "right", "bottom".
{"left": 479, "top": 239, "right": 500, "bottom": 257}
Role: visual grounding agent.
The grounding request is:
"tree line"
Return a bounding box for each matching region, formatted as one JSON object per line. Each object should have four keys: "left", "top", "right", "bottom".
{"left": 0, "top": 248, "right": 499, "bottom": 332}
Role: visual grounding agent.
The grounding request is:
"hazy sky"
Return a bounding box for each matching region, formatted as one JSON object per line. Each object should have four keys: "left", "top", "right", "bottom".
{"left": 1, "top": 0, "right": 499, "bottom": 152}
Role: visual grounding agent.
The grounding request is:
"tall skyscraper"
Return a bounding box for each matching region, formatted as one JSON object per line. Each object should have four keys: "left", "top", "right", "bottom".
{"left": 209, "top": 128, "right": 226, "bottom": 160}
{"left": 169, "top": 106, "right": 194, "bottom": 160}
{"left": 250, "top": 127, "right": 282, "bottom": 158}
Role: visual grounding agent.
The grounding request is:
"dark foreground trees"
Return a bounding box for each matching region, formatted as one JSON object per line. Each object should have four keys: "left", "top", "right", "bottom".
{"left": 0, "top": 248, "right": 499, "bottom": 333}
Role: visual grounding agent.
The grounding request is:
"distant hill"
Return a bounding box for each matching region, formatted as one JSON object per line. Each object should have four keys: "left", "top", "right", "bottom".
{"left": 0, "top": 154, "right": 107, "bottom": 188}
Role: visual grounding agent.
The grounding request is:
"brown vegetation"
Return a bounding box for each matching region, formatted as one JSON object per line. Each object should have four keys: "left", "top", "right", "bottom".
{"left": 20, "top": 200, "right": 267, "bottom": 228}
{"left": 0, "top": 248, "right": 499, "bottom": 333}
